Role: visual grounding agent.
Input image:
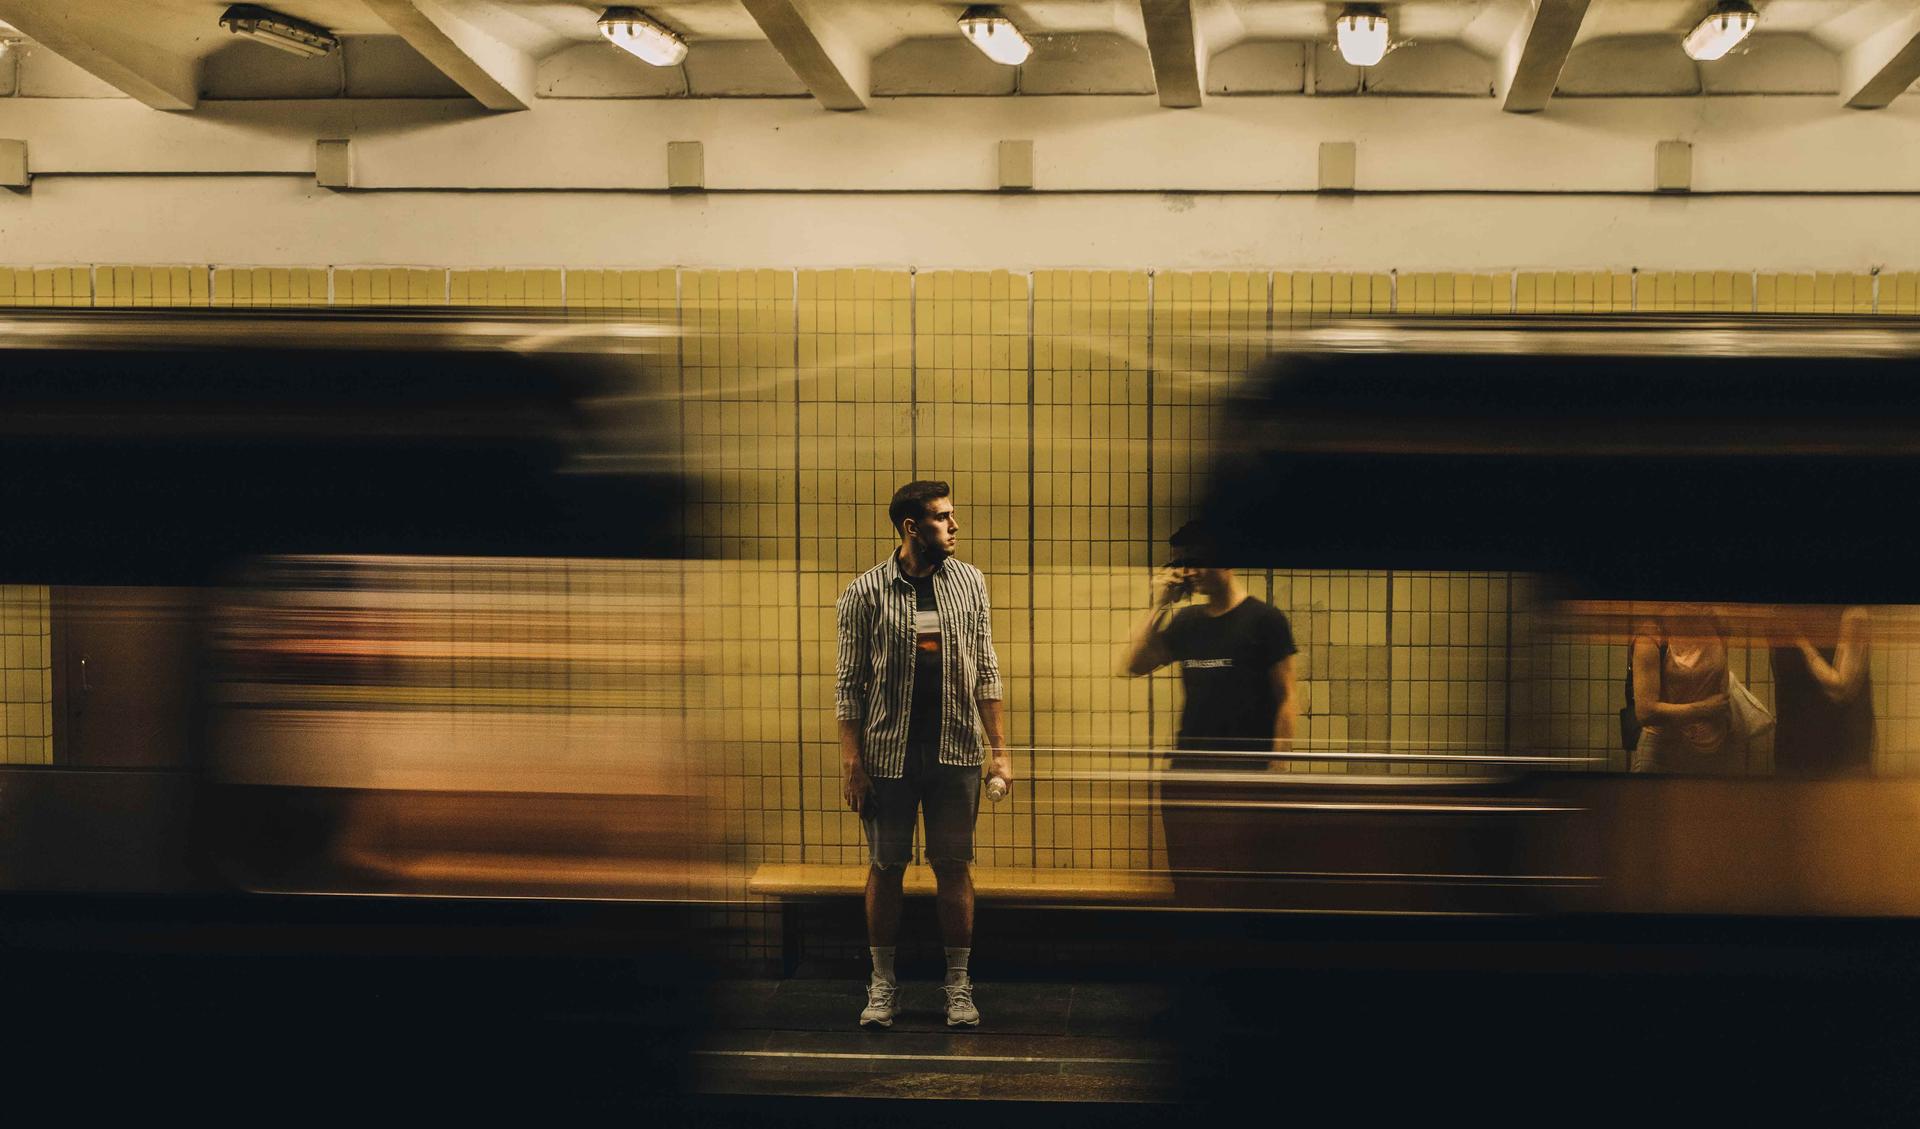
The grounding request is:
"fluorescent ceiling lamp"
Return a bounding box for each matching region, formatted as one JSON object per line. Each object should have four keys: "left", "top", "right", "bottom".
{"left": 959, "top": 5, "right": 1031, "bottom": 66}
{"left": 218, "top": 5, "right": 339, "bottom": 58}
{"left": 598, "top": 7, "right": 687, "bottom": 67}
{"left": 1682, "top": 0, "right": 1757, "bottom": 62}
{"left": 1335, "top": 6, "right": 1390, "bottom": 67}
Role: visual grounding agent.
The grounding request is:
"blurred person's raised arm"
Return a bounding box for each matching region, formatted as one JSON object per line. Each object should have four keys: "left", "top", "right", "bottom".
{"left": 1121, "top": 568, "right": 1183, "bottom": 676}
{"left": 1795, "top": 606, "right": 1871, "bottom": 704}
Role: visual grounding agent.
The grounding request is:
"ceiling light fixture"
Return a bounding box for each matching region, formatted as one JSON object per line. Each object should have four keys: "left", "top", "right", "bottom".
{"left": 598, "top": 7, "right": 687, "bottom": 67}
{"left": 218, "top": 5, "right": 339, "bottom": 58}
{"left": 958, "top": 5, "right": 1031, "bottom": 66}
{"left": 1682, "top": 0, "right": 1757, "bottom": 61}
{"left": 1335, "top": 5, "right": 1390, "bottom": 67}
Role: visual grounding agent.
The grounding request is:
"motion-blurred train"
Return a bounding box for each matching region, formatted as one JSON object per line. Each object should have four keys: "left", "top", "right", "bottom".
{"left": 7, "top": 308, "right": 1920, "bottom": 921}
{"left": 0, "top": 309, "right": 710, "bottom": 901}
{"left": 1193, "top": 315, "right": 1920, "bottom": 916}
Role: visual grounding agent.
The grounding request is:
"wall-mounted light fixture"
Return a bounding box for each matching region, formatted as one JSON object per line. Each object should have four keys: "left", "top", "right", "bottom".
{"left": 1334, "top": 5, "right": 1390, "bottom": 67}
{"left": 959, "top": 6, "right": 1031, "bottom": 66}
{"left": 598, "top": 7, "right": 687, "bottom": 67}
{"left": 1682, "top": 0, "right": 1757, "bottom": 61}
{"left": 218, "top": 5, "right": 339, "bottom": 58}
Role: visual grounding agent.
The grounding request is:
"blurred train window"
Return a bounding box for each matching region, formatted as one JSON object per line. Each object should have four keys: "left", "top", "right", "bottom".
{"left": 1535, "top": 601, "right": 1915, "bottom": 777}
{"left": 203, "top": 555, "right": 718, "bottom": 901}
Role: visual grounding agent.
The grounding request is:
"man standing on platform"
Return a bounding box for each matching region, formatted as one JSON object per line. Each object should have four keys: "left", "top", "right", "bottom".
{"left": 836, "top": 480, "right": 1012, "bottom": 1028}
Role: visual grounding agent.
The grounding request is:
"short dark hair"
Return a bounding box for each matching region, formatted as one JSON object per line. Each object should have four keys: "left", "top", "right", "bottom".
{"left": 1167, "top": 519, "right": 1217, "bottom": 567}
{"left": 889, "top": 480, "right": 951, "bottom": 533}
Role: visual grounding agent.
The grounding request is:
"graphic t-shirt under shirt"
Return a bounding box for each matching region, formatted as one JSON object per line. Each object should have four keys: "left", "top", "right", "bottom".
{"left": 899, "top": 557, "right": 942, "bottom": 771}
{"left": 1162, "top": 596, "right": 1298, "bottom": 767}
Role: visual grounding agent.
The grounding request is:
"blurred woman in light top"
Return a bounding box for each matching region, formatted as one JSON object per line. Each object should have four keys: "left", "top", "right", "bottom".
{"left": 1631, "top": 606, "right": 1735, "bottom": 774}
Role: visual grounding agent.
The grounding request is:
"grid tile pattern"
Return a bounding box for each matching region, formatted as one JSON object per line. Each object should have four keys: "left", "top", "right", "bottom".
{"left": 93, "top": 266, "right": 209, "bottom": 307}
{"left": 1395, "top": 273, "right": 1509, "bottom": 314}
{"left": 914, "top": 270, "right": 1032, "bottom": 866}
{"left": 566, "top": 268, "right": 678, "bottom": 318}
{"left": 0, "top": 267, "right": 91, "bottom": 306}
{"left": 1757, "top": 272, "right": 1870, "bottom": 313}
{"left": 1636, "top": 271, "right": 1752, "bottom": 312}
{"left": 0, "top": 586, "right": 51, "bottom": 765}
{"left": 798, "top": 269, "right": 914, "bottom": 868}
{"left": 1515, "top": 272, "right": 1633, "bottom": 313}
{"left": 1032, "top": 270, "right": 1150, "bottom": 870}
{"left": 1275, "top": 271, "right": 1393, "bottom": 321}
{"left": 1386, "top": 571, "right": 1510, "bottom": 774}
{"left": 680, "top": 270, "right": 796, "bottom": 962}
{"left": 1883, "top": 273, "right": 1920, "bottom": 315}
{"left": 449, "top": 269, "right": 563, "bottom": 307}
{"left": 334, "top": 268, "right": 446, "bottom": 305}
{"left": 212, "top": 267, "right": 327, "bottom": 306}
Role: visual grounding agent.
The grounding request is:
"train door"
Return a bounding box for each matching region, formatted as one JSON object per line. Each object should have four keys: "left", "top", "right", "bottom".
{"left": 51, "top": 587, "right": 202, "bottom": 769}
{"left": 0, "top": 587, "right": 207, "bottom": 891}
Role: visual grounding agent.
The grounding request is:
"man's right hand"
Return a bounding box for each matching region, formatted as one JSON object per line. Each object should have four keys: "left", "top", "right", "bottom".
{"left": 842, "top": 759, "right": 873, "bottom": 816}
{"left": 1151, "top": 567, "right": 1189, "bottom": 608}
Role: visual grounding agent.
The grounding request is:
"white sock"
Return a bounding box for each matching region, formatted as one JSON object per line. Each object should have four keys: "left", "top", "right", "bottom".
{"left": 944, "top": 947, "right": 971, "bottom": 983}
{"left": 870, "top": 946, "right": 897, "bottom": 985}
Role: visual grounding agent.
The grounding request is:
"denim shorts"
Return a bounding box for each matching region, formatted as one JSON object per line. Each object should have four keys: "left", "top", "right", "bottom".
{"left": 862, "top": 749, "right": 980, "bottom": 869}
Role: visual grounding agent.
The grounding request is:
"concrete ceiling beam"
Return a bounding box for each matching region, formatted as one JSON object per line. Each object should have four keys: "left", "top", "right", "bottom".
{"left": 1497, "top": 0, "right": 1591, "bottom": 114}
{"left": 1840, "top": 8, "right": 1920, "bottom": 109}
{"left": 0, "top": 0, "right": 198, "bottom": 110}
{"left": 738, "top": 0, "right": 868, "bottom": 112}
{"left": 1140, "top": 0, "right": 1203, "bottom": 109}
{"left": 362, "top": 0, "right": 534, "bottom": 112}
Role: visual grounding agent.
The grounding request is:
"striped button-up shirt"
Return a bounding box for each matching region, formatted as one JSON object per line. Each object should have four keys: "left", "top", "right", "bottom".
{"left": 835, "top": 553, "right": 1004, "bottom": 779}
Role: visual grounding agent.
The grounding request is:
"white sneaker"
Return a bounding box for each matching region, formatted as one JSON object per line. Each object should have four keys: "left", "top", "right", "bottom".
{"left": 860, "top": 978, "right": 897, "bottom": 1028}
{"left": 943, "top": 974, "right": 980, "bottom": 1027}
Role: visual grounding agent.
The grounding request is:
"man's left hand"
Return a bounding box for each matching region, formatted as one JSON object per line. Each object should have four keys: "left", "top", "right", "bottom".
{"left": 986, "top": 749, "right": 1014, "bottom": 786}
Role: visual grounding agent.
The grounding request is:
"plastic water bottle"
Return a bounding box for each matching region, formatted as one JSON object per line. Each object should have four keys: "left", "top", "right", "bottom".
{"left": 986, "top": 775, "right": 1009, "bottom": 802}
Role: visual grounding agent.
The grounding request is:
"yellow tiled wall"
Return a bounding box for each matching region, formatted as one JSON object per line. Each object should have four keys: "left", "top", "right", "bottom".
{"left": 0, "top": 587, "right": 51, "bottom": 766}
{"left": 0, "top": 267, "right": 90, "bottom": 306}
{"left": 10, "top": 263, "right": 1920, "bottom": 954}
{"left": 1758, "top": 272, "right": 1876, "bottom": 313}
{"left": 335, "top": 268, "right": 445, "bottom": 305}
{"left": 212, "top": 267, "right": 328, "bottom": 306}
{"left": 914, "top": 271, "right": 1034, "bottom": 864}
{"left": 94, "top": 266, "right": 208, "bottom": 307}
{"left": 1516, "top": 272, "right": 1633, "bottom": 313}
{"left": 449, "top": 268, "right": 563, "bottom": 307}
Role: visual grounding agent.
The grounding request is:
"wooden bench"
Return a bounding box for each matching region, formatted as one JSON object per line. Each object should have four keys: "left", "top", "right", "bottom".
{"left": 748, "top": 863, "right": 1174, "bottom": 973}
{"left": 749, "top": 863, "right": 1173, "bottom": 903}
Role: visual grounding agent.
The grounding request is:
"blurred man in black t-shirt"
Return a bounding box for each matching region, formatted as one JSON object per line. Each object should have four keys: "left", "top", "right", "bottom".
{"left": 1120, "top": 521, "right": 1298, "bottom": 898}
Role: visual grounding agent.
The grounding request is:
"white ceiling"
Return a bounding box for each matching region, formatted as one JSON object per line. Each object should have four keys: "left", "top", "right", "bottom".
{"left": 0, "top": 0, "right": 1915, "bottom": 107}
{"left": 6, "top": 0, "right": 1912, "bottom": 57}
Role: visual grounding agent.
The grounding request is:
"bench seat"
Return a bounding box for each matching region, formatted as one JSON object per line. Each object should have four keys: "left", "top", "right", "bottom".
{"left": 747, "top": 863, "right": 1173, "bottom": 904}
